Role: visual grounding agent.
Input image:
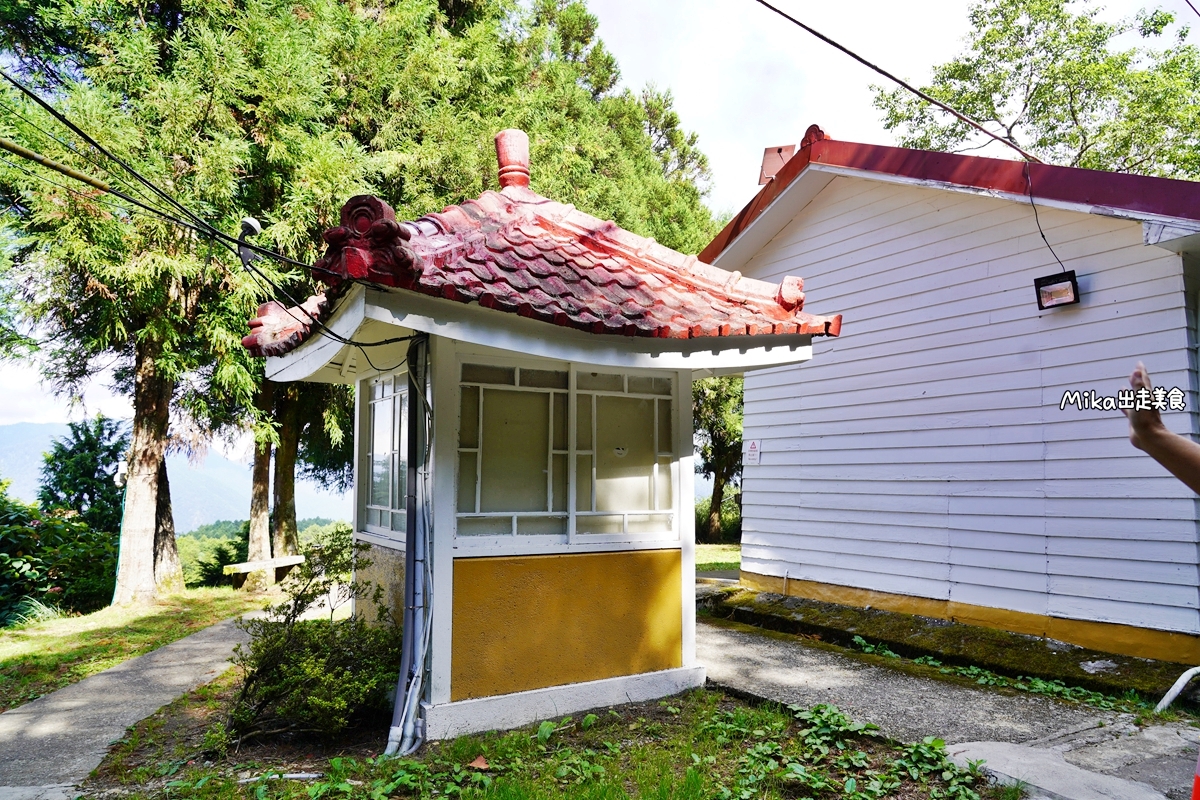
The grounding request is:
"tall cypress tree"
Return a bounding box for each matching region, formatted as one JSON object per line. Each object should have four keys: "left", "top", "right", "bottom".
{"left": 1, "top": 0, "right": 721, "bottom": 604}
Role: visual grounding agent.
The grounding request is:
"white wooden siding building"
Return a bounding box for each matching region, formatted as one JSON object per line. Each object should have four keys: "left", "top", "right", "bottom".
{"left": 701, "top": 125, "right": 1200, "bottom": 662}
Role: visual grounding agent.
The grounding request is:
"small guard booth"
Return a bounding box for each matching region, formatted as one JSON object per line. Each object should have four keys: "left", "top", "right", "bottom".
{"left": 242, "top": 129, "right": 842, "bottom": 745}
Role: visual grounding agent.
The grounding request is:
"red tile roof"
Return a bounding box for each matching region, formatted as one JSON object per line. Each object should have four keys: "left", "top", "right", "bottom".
{"left": 243, "top": 130, "right": 841, "bottom": 358}
{"left": 701, "top": 124, "right": 1200, "bottom": 264}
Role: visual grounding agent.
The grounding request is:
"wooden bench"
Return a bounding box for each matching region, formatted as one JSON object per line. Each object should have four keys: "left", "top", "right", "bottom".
{"left": 223, "top": 555, "right": 305, "bottom": 589}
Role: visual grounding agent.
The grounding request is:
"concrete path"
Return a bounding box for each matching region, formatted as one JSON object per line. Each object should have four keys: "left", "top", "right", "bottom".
{"left": 0, "top": 617, "right": 251, "bottom": 799}
{"left": 698, "top": 617, "right": 1195, "bottom": 800}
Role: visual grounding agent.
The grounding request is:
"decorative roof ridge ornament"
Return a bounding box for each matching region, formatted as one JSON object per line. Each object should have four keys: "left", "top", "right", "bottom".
{"left": 242, "top": 128, "right": 843, "bottom": 358}
{"left": 313, "top": 195, "right": 421, "bottom": 290}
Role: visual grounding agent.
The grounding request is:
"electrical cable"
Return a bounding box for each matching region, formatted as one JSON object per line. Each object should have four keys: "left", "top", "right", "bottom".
{"left": 747, "top": 0, "right": 1043, "bottom": 163}
{"left": 1023, "top": 162, "right": 1068, "bottom": 273}
{"left": 1185, "top": 0, "right": 1200, "bottom": 21}
{"left": 0, "top": 97, "right": 170, "bottom": 212}
{"left": 0, "top": 107, "right": 413, "bottom": 352}
{"left": 0, "top": 69, "right": 345, "bottom": 276}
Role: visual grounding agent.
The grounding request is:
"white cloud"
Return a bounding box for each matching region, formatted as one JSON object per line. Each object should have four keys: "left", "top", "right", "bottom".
{"left": 0, "top": 360, "right": 132, "bottom": 425}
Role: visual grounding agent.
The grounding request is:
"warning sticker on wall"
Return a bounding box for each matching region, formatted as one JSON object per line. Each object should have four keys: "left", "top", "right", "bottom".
{"left": 743, "top": 440, "right": 761, "bottom": 466}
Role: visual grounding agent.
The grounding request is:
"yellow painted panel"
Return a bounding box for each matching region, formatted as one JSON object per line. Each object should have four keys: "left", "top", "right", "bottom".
{"left": 452, "top": 550, "right": 682, "bottom": 701}
{"left": 741, "top": 570, "right": 1200, "bottom": 663}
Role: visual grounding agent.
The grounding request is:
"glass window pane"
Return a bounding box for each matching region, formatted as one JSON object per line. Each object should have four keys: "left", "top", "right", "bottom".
{"left": 595, "top": 395, "right": 655, "bottom": 512}
{"left": 370, "top": 404, "right": 392, "bottom": 508}
{"left": 627, "top": 514, "right": 673, "bottom": 534}
{"left": 657, "top": 399, "right": 672, "bottom": 454}
{"left": 457, "top": 452, "right": 478, "bottom": 513}
{"left": 395, "top": 393, "right": 408, "bottom": 511}
{"left": 629, "top": 376, "right": 672, "bottom": 395}
{"left": 518, "top": 516, "right": 567, "bottom": 535}
{"left": 458, "top": 516, "right": 513, "bottom": 536}
{"left": 367, "top": 508, "right": 381, "bottom": 527}
{"left": 552, "top": 454, "right": 567, "bottom": 512}
{"left": 521, "top": 368, "right": 568, "bottom": 389}
{"left": 656, "top": 457, "right": 673, "bottom": 510}
{"left": 577, "top": 514, "right": 623, "bottom": 534}
{"left": 462, "top": 363, "right": 515, "bottom": 385}
{"left": 459, "top": 386, "right": 479, "bottom": 448}
{"left": 552, "top": 393, "right": 568, "bottom": 451}
{"left": 371, "top": 382, "right": 384, "bottom": 400}
{"left": 577, "top": 371, "right": 623, "bottom": 392}
{"left": 480, "top": 389, "right": 549, "bottom": 512}
{"left": 393, "top": 454, "right": 407, "bottom": 513}
{"left": 391, "top": 511, "right": 406, "bottom": 532}
{"left": 576, "top": 394, "right": 592, "bottom": 450}
{"left": 575, "top": 454, "right": 592, "bottom": 511}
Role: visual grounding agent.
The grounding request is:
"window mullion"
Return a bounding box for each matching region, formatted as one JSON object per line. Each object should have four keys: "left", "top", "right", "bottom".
{"left": 475, "top": 388, "right": 483, "bottom": 513}
{"left": 567, "top": 367, "right": 577, "bottom": 542}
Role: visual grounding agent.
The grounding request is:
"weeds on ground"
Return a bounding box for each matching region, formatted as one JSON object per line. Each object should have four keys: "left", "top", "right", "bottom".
{"left": 0, "top": 587, "right": 271, "bottom": 712}
{"left": 89, "top": 688, "right": 1023, "bottom": 799}
{"left": 849, "top": 636, "right": 1157, "bottom": 716}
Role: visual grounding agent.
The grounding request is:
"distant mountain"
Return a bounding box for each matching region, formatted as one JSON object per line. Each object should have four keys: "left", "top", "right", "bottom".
{"left": 0, "top": 422, "right": 350, "bottom": 533}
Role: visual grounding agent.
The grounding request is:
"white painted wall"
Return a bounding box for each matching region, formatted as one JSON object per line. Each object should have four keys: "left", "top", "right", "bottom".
{"left": 736, "top": 176, "right": 1200, "bottom": 635}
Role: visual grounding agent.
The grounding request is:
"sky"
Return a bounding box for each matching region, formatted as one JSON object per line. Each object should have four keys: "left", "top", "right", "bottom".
{"left": 2, "top": 0, "right": 1198, "bottom": 428}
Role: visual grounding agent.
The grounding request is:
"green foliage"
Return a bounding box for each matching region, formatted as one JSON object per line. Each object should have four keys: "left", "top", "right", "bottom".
{"left": 227, "top": 524, "right": 400, "bottom": 741}
{"left": 693, "top": 376, "right": 743, "bottom": 543}
{"left": 37, "top": 414, "right": 128, "bottom": 534}
{"left": 182, "top": 520, "right": 247, "bottom": 540}
{"left": 874, "top": 0, "right": 1200, "bottom": 177}
{"left": 0, "top": 478, "right": 117, "bottom": 622}
{"left": 851, "top": 635, "right": 901, "bottom": 659}
{"left": 890, "top": 737, "right": 984, "bottom": 800}
{"left": 295, "top": 385, "right": 356, "bottom": 494}
{"left": 694, "top": 495, "right": 742, "bottom": 543}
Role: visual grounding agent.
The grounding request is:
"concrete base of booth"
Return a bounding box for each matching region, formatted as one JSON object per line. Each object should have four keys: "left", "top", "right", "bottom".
{"left": 422, "top": 665, "right": 706, "bottom": 740}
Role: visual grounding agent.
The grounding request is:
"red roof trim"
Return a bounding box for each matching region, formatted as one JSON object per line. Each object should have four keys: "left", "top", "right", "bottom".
{"left": 700, "top": 135, "right": 1200, "bottom": 264}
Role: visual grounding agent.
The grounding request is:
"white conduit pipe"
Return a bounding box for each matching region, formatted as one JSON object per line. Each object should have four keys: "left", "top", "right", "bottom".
{"left": 1155, "top": 666, "right": 1200, "bottom": 713}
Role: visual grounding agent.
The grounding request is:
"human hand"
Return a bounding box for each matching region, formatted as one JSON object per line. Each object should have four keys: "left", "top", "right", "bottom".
{"left": 1125, "top": 361, "right": 1167, "bottom": 452}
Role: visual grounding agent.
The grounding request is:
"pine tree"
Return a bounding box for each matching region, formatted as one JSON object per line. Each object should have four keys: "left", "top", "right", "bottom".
{"left": 37, "top": 414, "right": 129, "bottom": 534}
{"left": 1, "top": 0, "right": 722, "bottom": 603}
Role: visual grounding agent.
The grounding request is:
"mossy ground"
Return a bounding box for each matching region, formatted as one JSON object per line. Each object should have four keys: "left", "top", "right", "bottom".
{"left": 87, "top": 678, "right": 1022, "bottom": 799}
{"left": 704, "top": 588, "right": 1197, "bottom": 708}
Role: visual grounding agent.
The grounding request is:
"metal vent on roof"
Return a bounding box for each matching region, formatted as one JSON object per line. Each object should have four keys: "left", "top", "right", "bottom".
{"left": 758, "top": 144, "right": 796, "bottom": 185}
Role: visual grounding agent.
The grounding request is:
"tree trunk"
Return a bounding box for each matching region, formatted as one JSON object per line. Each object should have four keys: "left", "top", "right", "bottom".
{"left": 154, "top": 456, "right": 185, "bottom": 593}
{"left": 272, "top": 385, "right": 300, "bottom": 557}
{"left": 112, "top": 340, "right": 172, "bottom": 605}
{"left": 703, "top": 471, "right": 726, "bottom": 544}
{"left": 246, "top": 380, "right": 274, "bottom": 591}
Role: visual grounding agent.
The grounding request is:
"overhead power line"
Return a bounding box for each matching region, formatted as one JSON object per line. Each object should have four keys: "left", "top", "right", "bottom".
{"left": 748, "top": 0, "right": 1043, "bottom": 163}
{"left": 0, "top": 70, "right": 414, "bottom": 354}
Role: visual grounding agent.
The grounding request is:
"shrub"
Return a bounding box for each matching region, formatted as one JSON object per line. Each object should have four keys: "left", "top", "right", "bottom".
{"left": 695, "top": 492, "right": 742, "bottom": 542}
{"left": 226, "top": 523, "right": 401, "bottom": 742}
{"left": 0, "top": 479, "right": 117, "bottom": 622}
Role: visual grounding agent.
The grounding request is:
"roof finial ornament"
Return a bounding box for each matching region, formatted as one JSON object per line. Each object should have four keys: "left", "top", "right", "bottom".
{"left": 495, "top": 129, "right": 530, "bottom": 189}
{"left": 801, "top": 124, "right": 826, "bottom": 150}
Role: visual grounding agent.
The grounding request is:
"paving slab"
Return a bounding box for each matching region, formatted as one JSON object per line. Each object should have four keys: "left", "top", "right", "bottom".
{"left": 946, "top": 741, "right": 1165, "bottom": 800}
{"left": 698, "top": 618, "right": 1107, "bottom": 744}
{"left": 0, "top": 617, "right": 250, "bottom": 789}
{"left": 697, "top": 617, "right": 1194, "bottom": 800}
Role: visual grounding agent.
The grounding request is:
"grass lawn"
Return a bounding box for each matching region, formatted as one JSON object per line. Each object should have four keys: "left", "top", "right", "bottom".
{"left": 0, "top": 587, "right": 272, "bottom": 712}
{"left": 696, "top": 543, "right": 740, "bottom": 572}
{"left": 89, "top": 680, "right": 1020, "bottom": 799}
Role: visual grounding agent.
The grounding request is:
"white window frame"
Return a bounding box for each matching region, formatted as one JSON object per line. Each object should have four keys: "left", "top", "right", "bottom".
{"left": 359, "top": 370, "right": 409, "bottom": 542}
{"left": 453, "top": 354, "right": 680, "bottom": 552}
